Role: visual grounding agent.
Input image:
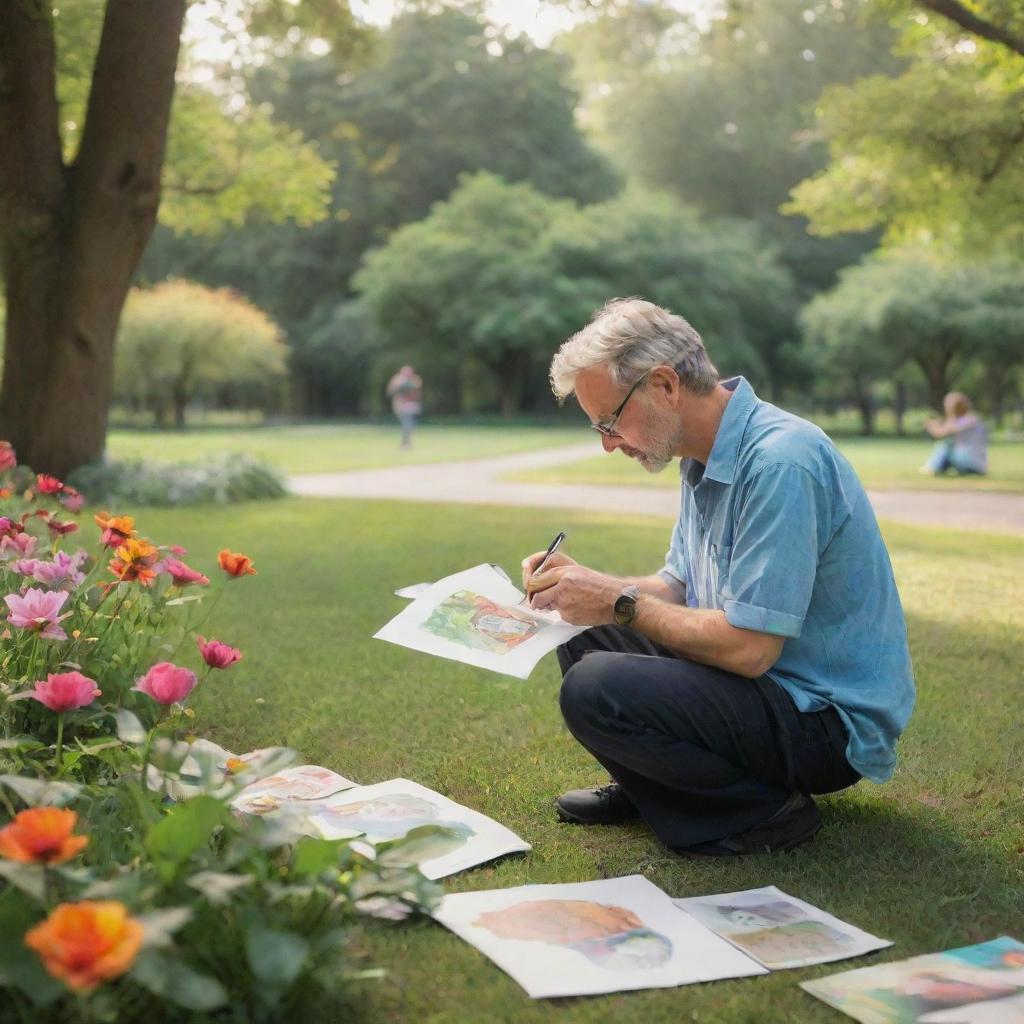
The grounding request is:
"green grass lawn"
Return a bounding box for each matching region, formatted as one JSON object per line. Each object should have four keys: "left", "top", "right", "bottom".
{"left": 130, "top": 496, "right": 1023, "bottom": 1023}
{"left": 106, "top": 423, "right": 588, "bottom": 475}
{"left": 508, "top": 437, "right": 1024, "bottom": 494}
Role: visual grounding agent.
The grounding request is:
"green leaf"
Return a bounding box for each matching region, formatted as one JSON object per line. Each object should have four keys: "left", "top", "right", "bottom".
{"left": 245, "top": 926, "right": 309, "bottom": 989}
{"left": 0, "top": 895, "right": 64, "bottom": 1005}
{"left": 290, "top": 836, "right": 349, "bottom": 876}
{"left": 0, "top": 861, "right": 46, "bottom": 901}
{"left": 375, "top": 824, "right": 467, "bottom": 866}
{"left": 137, "top": 907, "right": 193, "bottom": 948}
{"left": 114, "top": 708, "right": 147, "bottom": 745}
{"left": 145, "top": 796, "right": 228, "bottom": 880}
{"left": 0, "top": 737, "right": 44, "bottom": 753}
{"left": 186, "top": 870, "right": 253, "bottom": 905}
{"left": 0, "top": 774, "right": 81, "bottom": 807}
{"left": 131, "top": 948, "right": 228, "bottom": 1012}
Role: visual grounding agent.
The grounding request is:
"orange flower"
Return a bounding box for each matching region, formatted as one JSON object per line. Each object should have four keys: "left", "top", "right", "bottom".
{"left": 109, "top": 537, "right": 159, "bottom": 585}
{"left": 218, "top": 549, "right": 257, "bottom": 577}
{"left": 93, "top": 511, "right": 136, "bottom": 548}
{"left": 25, "top": 901, "right": 144, "bottom": 992}
{"left": 0, "top": 808, "right": 88, "bottom": 864}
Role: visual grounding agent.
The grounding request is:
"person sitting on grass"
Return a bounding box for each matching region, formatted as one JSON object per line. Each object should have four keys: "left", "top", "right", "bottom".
{"left": 522, "top": 298, "right": 916, "bottom": 857}
{"left": 920, "top": 392, "right": 988, "bottom": 477}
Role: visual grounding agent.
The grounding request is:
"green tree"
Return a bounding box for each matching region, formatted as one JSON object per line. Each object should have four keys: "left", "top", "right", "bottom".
{"left": 560, "top": 0, "right": 902, "bottom": 296}
{"left": 801, "top": 250, "right": 1024, "bottom": 429}
{"left": 0, "top": 1, "right": 349, "bottom": 476}
{"left": 354, "top": 173, "right": 797, "bottom": 416}
{"left": 115, "top": 281, "right": 288, "bottom": 427}
{"left": 142, "top": 6, "right": 619, "bottom": 416}
{"left": 786, "top": 3, "right": 1024, "bottom": 253}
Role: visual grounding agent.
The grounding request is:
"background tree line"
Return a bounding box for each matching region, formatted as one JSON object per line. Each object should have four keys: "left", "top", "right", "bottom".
{"left": 1, "top": 0, "right": 1022, "bottom": 471}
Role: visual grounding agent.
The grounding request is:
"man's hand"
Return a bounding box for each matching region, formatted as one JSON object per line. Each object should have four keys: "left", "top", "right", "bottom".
{"left": 527, "top": 564, "right": 624, "bottom": 626}
{"left": 521, "top": 550, "right": 578, "bottom": 592}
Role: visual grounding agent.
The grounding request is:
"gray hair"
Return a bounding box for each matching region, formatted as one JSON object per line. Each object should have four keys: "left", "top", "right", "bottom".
{"left": 550, "top": 298, "right": 718, "bottom": 401}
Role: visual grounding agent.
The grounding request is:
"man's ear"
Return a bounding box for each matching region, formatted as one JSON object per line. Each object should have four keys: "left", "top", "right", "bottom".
{"left": 647, "top": 364, "right": 680, "bottom": 404}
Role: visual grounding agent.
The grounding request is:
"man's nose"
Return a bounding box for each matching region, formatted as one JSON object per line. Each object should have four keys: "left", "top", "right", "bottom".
{"left": 600, "top": 432, "right": 622, "bottom": 453}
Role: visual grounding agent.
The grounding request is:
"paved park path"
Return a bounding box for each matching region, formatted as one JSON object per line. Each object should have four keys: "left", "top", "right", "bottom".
{"left": 290, "top": 443, "right": 1024, "bottom": 535}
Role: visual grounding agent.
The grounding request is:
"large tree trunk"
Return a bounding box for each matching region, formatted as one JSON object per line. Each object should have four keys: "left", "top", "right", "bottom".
{"left": 0, "top": 1, "right": 186, "bottom": 477}
{"left": 852, "top": 377, "right": 875, "bottom": 436}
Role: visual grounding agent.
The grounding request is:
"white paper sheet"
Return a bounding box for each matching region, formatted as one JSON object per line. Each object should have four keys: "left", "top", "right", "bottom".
{"left": 375, "top": 563, "right": 585, "bottom": 679}
{"left": 801, "top": 936, "right": 1024, "bottom": 1024}
{"left": 434, "top": 875, "right": 767, "bottom": 998}
{"left": 674, "top": 885, "right": 892, "bottom": 970}
{"left": 309, "top": 778, "right": 530, "bottom": 880}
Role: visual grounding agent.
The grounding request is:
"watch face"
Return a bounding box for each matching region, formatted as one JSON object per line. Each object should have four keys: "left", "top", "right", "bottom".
{"left": 613, "top": 593, "right": 637, "bottom": 625}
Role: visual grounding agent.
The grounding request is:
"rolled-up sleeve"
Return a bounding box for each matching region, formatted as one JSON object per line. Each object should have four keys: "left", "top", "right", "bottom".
{"left": 722, "top": 464, "right": 823, "bottom": 639}
{"left": 659, "top": 518, "right": 686, "bottom": 587}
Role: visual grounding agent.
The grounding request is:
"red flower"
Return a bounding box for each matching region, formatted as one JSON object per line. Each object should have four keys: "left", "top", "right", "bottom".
{"left": 218, "top": 549, "right": 256, "bottom": 577}
{"left": 46, "top": 517, "right": 79, "bottom": 537}
{"left": 36, "top": 475, "right": 64, "bottom": 495}
{"left": 0, "top": 441, "right": 16, "bottom": 472}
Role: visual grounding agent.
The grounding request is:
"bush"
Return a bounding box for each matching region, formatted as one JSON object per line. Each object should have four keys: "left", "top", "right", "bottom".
{"left": 69, "top": 453, "right": 289, "bottom": 507}
{"left": 0, "top": 445, "right": 438, "bottom": 1022}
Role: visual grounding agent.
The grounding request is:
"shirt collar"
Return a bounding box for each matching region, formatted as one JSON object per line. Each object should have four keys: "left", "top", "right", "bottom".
{"left": 700, "top": 376, "right": 759, "bottom": 485}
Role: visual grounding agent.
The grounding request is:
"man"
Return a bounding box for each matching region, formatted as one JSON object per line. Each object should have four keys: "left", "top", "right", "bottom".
{"left": 523, "top": 298, "right": 915, "bottom": 856}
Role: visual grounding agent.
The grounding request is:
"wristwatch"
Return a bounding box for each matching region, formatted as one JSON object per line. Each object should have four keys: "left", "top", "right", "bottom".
{"left": 613, "top": 585, "right": 641, "bottom": 627}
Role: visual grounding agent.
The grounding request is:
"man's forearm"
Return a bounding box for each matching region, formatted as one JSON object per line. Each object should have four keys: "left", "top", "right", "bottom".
{"left": 625, "top": 573, "right": 685, "bottom": 603}
{"left": 631, "top": 594, "right": 781, "bottom": 679}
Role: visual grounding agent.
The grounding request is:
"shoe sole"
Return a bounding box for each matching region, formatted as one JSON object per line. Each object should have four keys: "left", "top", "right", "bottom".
{"left": 676, "top": 815, "right": 823, "bottom": 858}
{"left": 554, "top": 803, "right": 640, "bottom": 827}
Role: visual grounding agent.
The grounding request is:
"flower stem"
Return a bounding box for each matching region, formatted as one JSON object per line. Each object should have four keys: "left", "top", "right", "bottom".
{"left": 54, "top": 713, "right": 64, "bottom": 777}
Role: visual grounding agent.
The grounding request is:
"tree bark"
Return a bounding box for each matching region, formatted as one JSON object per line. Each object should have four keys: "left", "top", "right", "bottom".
{"left": 0, "top": 0, "right": 186, "bottom": 477}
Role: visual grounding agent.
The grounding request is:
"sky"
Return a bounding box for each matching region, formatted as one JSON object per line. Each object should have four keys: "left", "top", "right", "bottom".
{"left": 185, "top": 0, "right": 712, "bottom": 56}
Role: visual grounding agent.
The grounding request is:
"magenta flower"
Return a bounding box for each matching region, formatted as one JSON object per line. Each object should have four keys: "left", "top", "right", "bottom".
{"left": 5, "top": 588, "right": 70, "bottom": 640}
{"left": 133, "top": 662, "right": 198, "bottom": 705}
{"left": 58, "top": 488, "right": 85, "bottom": 513}
{"left": 0, "top": 532, "right": 37, "bottom": 561}
{"left": 162, "top": 558, "right": 209, "bottom": 588}
{"left": 30, "top": 672, "right": 102, "bottom": 713}
{"left": 196, "top": 636, "right": 242, "bottom": 669}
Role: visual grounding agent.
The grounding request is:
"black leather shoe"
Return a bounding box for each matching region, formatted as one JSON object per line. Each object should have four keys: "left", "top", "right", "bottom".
{"left": 555, "top": 783, "right": 640, "bottom": 825}
{"left": 677, "top": 792, "right": 822, "bottom": 857}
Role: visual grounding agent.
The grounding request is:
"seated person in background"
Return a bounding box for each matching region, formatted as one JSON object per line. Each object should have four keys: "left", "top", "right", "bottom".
{"left": 921, "top": 392, "right": 988, "bottom": 476}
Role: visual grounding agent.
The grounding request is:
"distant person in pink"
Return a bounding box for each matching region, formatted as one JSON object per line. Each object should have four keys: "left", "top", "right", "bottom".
{"left": 386, "top": 365, "right": 423, "bottom": 449}
{"left": 921, "top": 392, "right": 988, "bottom": 476}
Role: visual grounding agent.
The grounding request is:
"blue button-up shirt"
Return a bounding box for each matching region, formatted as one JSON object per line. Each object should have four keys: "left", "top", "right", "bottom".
{"left": 660, "top": 377, "right": 915, "bottom": 783}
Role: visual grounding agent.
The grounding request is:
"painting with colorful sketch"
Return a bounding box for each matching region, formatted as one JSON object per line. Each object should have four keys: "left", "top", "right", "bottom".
{"left": 674, "top": 885, "right": 892, "bottom": 970}
{"left": 309, "top": 777, "right": 531, "bottom": 880}
{"left": 374, "top": 563, "right": 585, "bottom": 679}
{"left": 231, "top": 764, "right": 358, "bottom": 816}
{"left": 433, "top": 875, "right": 767, "bottom": 999}
{"left": 800, "top": 936, "right": 1024, "bottom": 1024}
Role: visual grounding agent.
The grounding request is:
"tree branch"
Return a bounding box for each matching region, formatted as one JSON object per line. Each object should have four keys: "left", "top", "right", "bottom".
{"left": 915, "top": 0, "right": 1024, "bottom": 58}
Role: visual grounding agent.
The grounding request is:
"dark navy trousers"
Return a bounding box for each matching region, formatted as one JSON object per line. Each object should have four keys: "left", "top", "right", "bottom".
{"left": 557, "top": 625, "right": 860, "bottom": 849}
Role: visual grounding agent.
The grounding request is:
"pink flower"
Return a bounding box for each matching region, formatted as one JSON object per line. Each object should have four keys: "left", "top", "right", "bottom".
{"left": 133, "top": 662, "right": 198, "bottom": 705}
{"left": 58, "top": 487, "right": 86, "bottom": 514}
{"left": 162, "top": 558, "right": 209, "bottom": 587}
{"left": 0, "top": 442, "right": 16, "bottom": 472}
{"left": 169, "top": 545, "right": 187, "bottom": 557}
{"left": 4, "top": 588, "right": 70, "bottom": 640}
{"left": 0, "top": 532, "right": 37, "bottom": 561}
{"left": 10, "top": 558, "right": 43, "bottom": 578}
{"left": 196, "top": 636, "right": 242, "bottom": 669}
{"left": 28, "top": 551, "right": 87, "bottom": 591}
{"left": 0, "top": 517, "right": 14, "bottom": 536}
{"left": 30, "top": 672, "right": 102, "bottom": 713}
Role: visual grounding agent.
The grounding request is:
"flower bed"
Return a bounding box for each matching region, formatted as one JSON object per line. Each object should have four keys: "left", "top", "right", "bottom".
{"left": 0, "top": 442, "right": 437, "bottom": 1021}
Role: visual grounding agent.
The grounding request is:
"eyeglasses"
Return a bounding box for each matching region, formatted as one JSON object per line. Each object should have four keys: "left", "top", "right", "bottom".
{"left": 592, "top": 372, "right": 651, "bottom": 438}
